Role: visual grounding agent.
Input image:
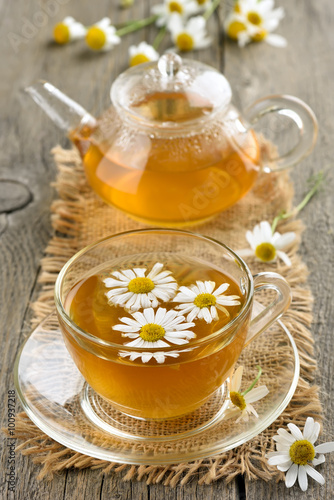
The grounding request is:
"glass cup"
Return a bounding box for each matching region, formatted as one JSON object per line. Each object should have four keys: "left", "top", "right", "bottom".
{"left": 55, "top": 229, "right": 291, "bottom": 422}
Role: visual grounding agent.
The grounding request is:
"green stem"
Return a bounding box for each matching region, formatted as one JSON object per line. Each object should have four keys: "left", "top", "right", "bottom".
{"left": 241, "top": 366, "right": 262, "bottom": 396}
{"left": 203, "top": 0, "right": 222, "bottom": 21}
{"left": 115, "top": 14, "right": 159, "bottom": 37}
{"left": 271, "top": 171, "right": 324, "bottom": 234}
{"left": 153, "top": 26, "right": 167, "bottom": 50}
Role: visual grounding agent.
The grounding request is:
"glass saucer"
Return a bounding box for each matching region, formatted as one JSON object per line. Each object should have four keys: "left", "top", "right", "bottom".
{"left": 14, "top": 303, "right": 299, "bottom": 465}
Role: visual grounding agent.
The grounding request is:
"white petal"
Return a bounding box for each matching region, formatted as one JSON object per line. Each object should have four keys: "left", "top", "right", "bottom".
{"left": 287, "top": 423, "right": 304, "bottom": 441}
{"left": 141, "top": 352, "right": 153, "bottom": 363}
{"left": 314, "top": 442, "right": 334, "bottom": 454}
{"left": 276, "top": 428, "right": 296, "bottom": 444}
{"left": 307, "top": 421, "right": 321, "bottom": 444}
{"left": 260, "top": 221, "right": 273, "bottom": 241}
{"left": 147, "top": 262, "right": 164, "bottom": 279}
{"left": 304, "top": 464, "right": 325, "bottom": 485}
{"left": 143, "top": 308, "right": 155, "bottom": 324}
{"left": 204, "top": 281, "right": 215, "bottom": 293}
{"left": 274, "top": 232, "right": 296, "bottom": 249}
{"left": 213, "top": 283, "right": 229, "bottom": 295}
{"left": 187, "top": 307, "right": 200, "bottom": 322}
{"left": 277, "top": 461, "right": 293, "bottom": 471}
{"left": 122, "top": 269, "right": 136, "bottom": 280}
{"left": 285, "top": 463, "right": 298, "bottom": 488}
{"left": 133, "top": 267, "right": 146, "bottom": 277}
{"left": 298, "top": 465, "right": 308, "bottom": 492}
{"left": 132, "top": 311, "right": 146, "bottom": 326}
{"left": 277, "top": 250, "right": 292, "bottom": 266}
{"left": 244, "top": 385, "right": 269, "bottom": 403}
{"left": 153, "top": 353, "right": 166, "bottom": 364}
{"left": 237, "top": 248, "right": 254, "bottom": 258}
{"left": 196, "top": 281, "right": 206, "bottom": 293}
{"left": 313, "top": 454, "right": 325, "bottom": 466}
{"left": 245, "top": 230, "right": 256, "bottom": 249}
{"left": 267, "top": 453, "right": 291, "bottom": 466}
{"left": 265, "top": 33, "right": 287, "bottom": 48}
{"left": 202, "top": 307, "right": 213, "bottom": 323}
{"left": 302, "top": 417, "right": 315, "bottom": 441}
{"left": 230, "top": 366, "right": 243, "bottom": 392}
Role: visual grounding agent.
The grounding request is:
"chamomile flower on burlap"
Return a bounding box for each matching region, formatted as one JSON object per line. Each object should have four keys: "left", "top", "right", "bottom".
{"left": 104, "top": 263, "right": 178, "bottom": 311}
{"left": 227, "top": 366, "right": 269, "bottom": 423}
{"left": 129, "top": 41, "right": 160, "bottom": 67}
{"left": 173, "top": 280, "right": 241, "bottom": 323}
{"left": 113, "top": 307, "right": 196, "bottom": 351}
{"left": 152, "top": 0, "right": 199, "bottom": 27}
{"left": 85, "top": 18, "right": 121, "bottom": 51}
{"left": 238, "top": 221, "right": 296, "bottom": 266}
{"left": 53, "top": 17, "right": 87, "bottom": 45}
{"left": 168, "top": 14, "right": 212, "bottom": 51}
{"left": 266, "top": 417, "right": 334, "bottom": 491}
{"left": 225, "top": 0, "right": 286, "bottom": 47}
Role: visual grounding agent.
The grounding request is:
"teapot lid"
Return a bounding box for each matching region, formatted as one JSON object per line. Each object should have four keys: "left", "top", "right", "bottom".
{"left": 111, "top": 53, "right": 232, "bottom": 130}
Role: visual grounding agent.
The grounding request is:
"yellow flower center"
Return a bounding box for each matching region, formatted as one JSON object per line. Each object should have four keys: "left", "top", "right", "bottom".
{"left": 230, "top": 391, "right": 246, "bottom": 410}
{"left": 86, "top": 27, "right": 107, "bottom": 50}
{"left": 289, "top": 440, "right": 315, "bottom": 466}
{"left": 53, "top": 23, "right": 70, "bottom": 44}
{"left": 247, "top": 11, "right": 262, "bottom": 25}
{"left": 251, "top": 30, "right": 267, "bottom": 42}
{"left": 176, "top": 33, "right": 194, "bottom": 51}
{"left": 140, "top": 323, "right": 165, "bottom": 342}
{"left": 197, "top": 0, "right": 207, "bottom": 4}
{"left": 193, "top": 293, "right": 217, "bottom": 308}
{"left": 130, "top": 53, "right": 151, "bottom": 67}
{"left": 128, "top": 277, "right": 155, "bottom": 294}
{"left": 233, "top": 2, "right": 241, "bottom": 13}
{"left": 227, "top": 21, "right": 246, "bottom": 41}
{"left": 255, "top": 242, "right": 276, "bottom": 262}
{"left": 168, "top": 1, "right": 183, "bottom": 13}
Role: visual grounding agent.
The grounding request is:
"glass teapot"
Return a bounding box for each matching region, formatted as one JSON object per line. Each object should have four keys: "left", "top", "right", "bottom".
{"left": 27, "top": 53, "right": 317, "bottom": 226}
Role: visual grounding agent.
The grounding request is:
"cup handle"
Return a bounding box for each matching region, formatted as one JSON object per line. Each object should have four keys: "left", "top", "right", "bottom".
{"left": 244, "top": 95, "right": 318, "bottom": 172}
{"left": 244, "top": 272, "right": 292, "bottom": 348}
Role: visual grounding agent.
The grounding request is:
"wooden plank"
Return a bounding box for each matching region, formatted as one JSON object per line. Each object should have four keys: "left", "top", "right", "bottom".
{"left": 223, "top": 0, "right": 334, "bottom": 498}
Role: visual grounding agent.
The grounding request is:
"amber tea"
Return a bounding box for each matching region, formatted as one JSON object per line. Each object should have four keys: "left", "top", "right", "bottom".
{"left": 61, "top": 255, "right": 247, "bottom": 419}
{"left": 72, "top": 91, "right": 260, "bottom": 226}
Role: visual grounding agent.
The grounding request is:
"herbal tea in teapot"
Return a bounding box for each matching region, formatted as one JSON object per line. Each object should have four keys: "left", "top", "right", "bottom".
{"left": 72, "top": 89, "right": 260, "bottom": 226}
{"left": 27, "top": 54, "right": 317, "bottom": 226}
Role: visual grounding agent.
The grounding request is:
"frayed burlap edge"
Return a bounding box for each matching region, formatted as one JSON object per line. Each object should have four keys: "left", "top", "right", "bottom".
{"left": 7, "top": 145, "right": 322, "bottom": 486}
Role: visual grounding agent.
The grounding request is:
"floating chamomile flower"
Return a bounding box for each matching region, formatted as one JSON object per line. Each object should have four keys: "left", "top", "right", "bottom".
{"left": 173, "top": 280, "right": 240, "bottom": 323}
{"left": 225, "top": 0, "right": 286, "bottom": 47}
{"left": 267, "top": 417, "right": 334, "bottom": 491}
{"left": 53, "top": 17, "right": 86, "bottom": 45}
{"left": 152, "top": 0, "right": 199, "bottom": 27}
{"left": 85, "top": 18, "right": 121, "bottom": 51}
{"left": 238, "top": 221, "right": 296, "bottom": 266}
{"left": 119, "top": 349, "right": 181, "bottom": 364}
{"left": 168, "top": 14, "right": 212, "bottom": 51}
{"left": 113, "top": 307, "right": 196, "bottom": 349}
{"left": 129, "top": 41, "right": 160, "bottom": 67}
{"left": 104, "top": 262, "right": 178, "bottom": 311}
{"left": 227, "top": 366, "right": 269, "bottom": 423}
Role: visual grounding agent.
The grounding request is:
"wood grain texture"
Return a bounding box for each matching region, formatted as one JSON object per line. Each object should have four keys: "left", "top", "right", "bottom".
{"left": 0, "top": 0, "right": 333, "bottom": 499}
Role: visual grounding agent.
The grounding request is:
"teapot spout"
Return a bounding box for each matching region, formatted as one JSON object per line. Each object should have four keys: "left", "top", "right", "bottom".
{"left": 25, "top": 81, "right": 97, "bottom": 133}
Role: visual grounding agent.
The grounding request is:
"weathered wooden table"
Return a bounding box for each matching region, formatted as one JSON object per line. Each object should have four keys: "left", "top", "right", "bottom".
{"left": 1, "top": 0, "right": 333, "bottom": 498}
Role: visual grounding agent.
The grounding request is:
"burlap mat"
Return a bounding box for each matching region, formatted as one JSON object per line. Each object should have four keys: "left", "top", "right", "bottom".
{"left": 12, "top": 143, "right": 322, "bottom": 486}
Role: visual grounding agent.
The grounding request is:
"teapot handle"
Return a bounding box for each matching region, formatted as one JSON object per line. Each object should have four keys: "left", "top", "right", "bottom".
{"left": 244, "top": 95, "right": 318, "bottom": 172}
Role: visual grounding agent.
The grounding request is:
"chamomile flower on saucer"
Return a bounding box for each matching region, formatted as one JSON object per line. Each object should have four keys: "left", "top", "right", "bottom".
{"left": 225, "top": 0, "right": 286, "bottom": 47}
{"left": 173, "top": 280, "right": 240, "bottom": 323}
{"left": 152, "top": 0, "right": 199, "bottom": 27}
{"left": 53, "top": 17, "right": 86, "bottom": 45}
{"left": 168, "top": 14, "right": 212, "bottom": 51}
{"left": 266, "top": 417, "right": 334, "bottom": 491}
{"left": 227, "top": 366, "right": 269, "bottom": 423}
{"left": 113, "top": 307, "right": 196, "bottom": 348}
{"left": 85, "top": 18, "right": 121, "bottom": 51}
{"left": 238, "top": 221, "right": 296, "bottom": 266}
{"left": 129, "top": 42, "right": 160, "bottom": 67}
{"left": 104, "top": 263, "right": 178, "bottom": 311}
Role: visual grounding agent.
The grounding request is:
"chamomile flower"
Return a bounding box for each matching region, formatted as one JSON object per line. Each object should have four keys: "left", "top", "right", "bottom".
{"left": 168, "top": 14, "right": 212, "bottom": 51}
{"left": 129, "top": 41, "right": 160, "bottom": 67}
{"left": 119, "top": 349, "right": 181, "bottom": 364}
{"left": 85, "top": 18, "right": 121, "bottom": 51}
{"left": 225, "top": 0, "right": 286, "bottom": 47}
{"left": 53, "top": 17, "right": 86, "bottom": 45}
{"left": 227, "top": 366, "right": 269, "bottom": 423}
{"left": 173, "top": 280, "right": 241, "bottom": 323}
{"left": 152, "top": 0, "right": 199, "bottom": 27}
{"left": 238, "top": 221, "right": 296, "bottom": 266}
{"left": 104, "top": 262, "right": 178, "bottom": 311}
{"left": 113, "top": 307, "right": 196, "bottom": 349}
{"left": 267, "top": 417, "right": 334, "bottom": 491}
